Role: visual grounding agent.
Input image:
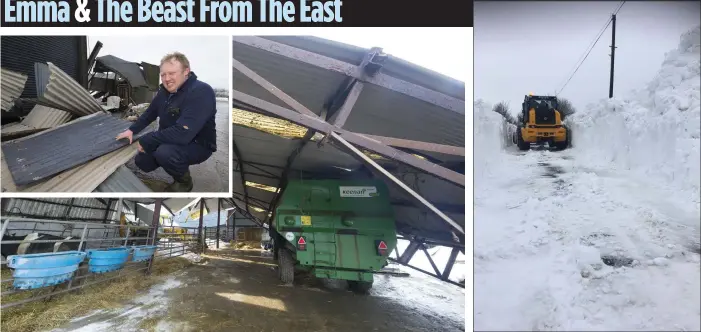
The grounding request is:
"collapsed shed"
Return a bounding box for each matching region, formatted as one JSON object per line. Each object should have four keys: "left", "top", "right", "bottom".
{"left": 231, "top": 36, "right": 466, "bottom": 285}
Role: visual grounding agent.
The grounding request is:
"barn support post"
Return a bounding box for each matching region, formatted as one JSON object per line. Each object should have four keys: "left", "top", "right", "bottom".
{"left": 123, "top": 225, "right": 131, "bottom": 246}
{"left": 115, "top": 198, "right": 123, "bottom": 223}
{"left": 146, "top": 199, "right": 163, "bottom": 275}
{"left": 0, "top": 218, "right": 11, "bottom": 243}
{"left": 198, "top": 198, "right": 205, "bottom": 252}
{"left": 216, "top": 198, "right": 221, "bottom": 249}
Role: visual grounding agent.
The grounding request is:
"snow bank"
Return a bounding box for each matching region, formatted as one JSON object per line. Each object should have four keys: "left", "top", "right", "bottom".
{"left": 474, "top": 99, "right": 512, "bottom": 186}
{"left": 569, "top": 25, "right": 700, "bottom": 200}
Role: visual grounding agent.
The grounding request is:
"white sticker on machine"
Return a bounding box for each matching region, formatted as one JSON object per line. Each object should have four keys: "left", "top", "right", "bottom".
{"left": 339, "top": 186, "right": 378, "bottom": 198}
{"left": 285, "top": 232, "right": 295, "bottom": 242}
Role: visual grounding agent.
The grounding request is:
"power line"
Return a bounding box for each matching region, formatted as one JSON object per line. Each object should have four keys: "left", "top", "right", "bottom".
{"left": 555, "top": 1, "right": 626, "bottom": 96}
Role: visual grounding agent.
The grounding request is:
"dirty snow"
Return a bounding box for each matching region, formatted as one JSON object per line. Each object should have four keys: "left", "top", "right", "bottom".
{"left": 474, "top": 25, "right": 700, "bottom": 331}
{"left": 51, "top": 276, "right": 183, "bottom": 332}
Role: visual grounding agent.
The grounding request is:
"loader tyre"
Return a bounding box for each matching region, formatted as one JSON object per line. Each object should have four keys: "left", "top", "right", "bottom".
{"left": 348, "top": 280, "right": 373, "bottom": 294}
{"left": 554, "top": 126, "right": 570, "bottom": 150}
{"left": 278, "top": 248, "right": 295, "bottom": 284}
{"left": 516, "top": 127, "right": 530, "bottom": 151}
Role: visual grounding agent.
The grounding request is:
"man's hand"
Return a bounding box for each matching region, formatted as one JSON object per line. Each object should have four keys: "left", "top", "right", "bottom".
{"left": 136, "top": 141, "right": 144, "bottom": 153}
{"left": 116, "top": 129, "right": 134, "bottom": 144}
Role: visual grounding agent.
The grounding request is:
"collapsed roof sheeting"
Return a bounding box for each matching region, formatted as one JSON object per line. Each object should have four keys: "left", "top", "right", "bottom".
{"left": 232, "top": 36, "right": 465, "bottom": 244}
{"left": 94, "top": 165, "right": 152, "bottom": 193}
{"left": 1, "top": 104, "right": 72, "bottom": 140}
{"left": 34, "top": 62, "right": 103, "bottom": 116}
{"left": 1, "top": 67, "right": 27, "bottom": 111}
{"left": 229, "top": 123, "right": 464, "bottom": 242}
{"left": 1, "top": 112, "right": 152, "bottom": 187}
{"left": 1, "top": 144, "right": 139, "bottom": 193}
{"left": 94, "top": 55, "right": 150, "bottom": 88}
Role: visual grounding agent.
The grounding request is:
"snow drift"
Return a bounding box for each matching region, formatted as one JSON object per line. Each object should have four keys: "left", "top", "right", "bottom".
{"left": 568, "top": 25, "right": 700, "bottom": 200}
{"left": 474, "top": 99, "right": 513, "bottom": 186}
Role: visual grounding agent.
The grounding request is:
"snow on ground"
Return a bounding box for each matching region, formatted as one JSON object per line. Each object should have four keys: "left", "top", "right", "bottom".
{"left": 51, "top": 276, "right": 184, "bottom": 332}
{"left": 474, "top": 26, "right": 700, "bottom": 331}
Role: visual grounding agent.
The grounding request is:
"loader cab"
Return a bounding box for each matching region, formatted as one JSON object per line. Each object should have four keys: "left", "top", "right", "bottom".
{"left": 521, "top": 95, "right": 560, "bottom": 126}
{"left": 516, "top": 94, "right": 569, "bottom": 151}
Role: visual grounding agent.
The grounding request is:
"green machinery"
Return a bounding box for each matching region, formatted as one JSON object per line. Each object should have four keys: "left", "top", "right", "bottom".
{"left": 272, "top": 179, "right": 397, "bottom": 293}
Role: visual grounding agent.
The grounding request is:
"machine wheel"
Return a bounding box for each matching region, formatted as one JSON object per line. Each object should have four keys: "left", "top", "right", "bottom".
{"left": 554, "top": 127, "right": 570, "bottom": 150}
{"left": 348, "top": 280, "right": 373, "bottom": 294}
{"left": 516, "top": 127, "right": 530, "bottom": 151}
{"left": 278, "top": 248, "right": 295, "bottom": 285}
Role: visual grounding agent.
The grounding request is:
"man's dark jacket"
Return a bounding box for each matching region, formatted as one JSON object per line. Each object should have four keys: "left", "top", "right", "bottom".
{"left": 129, "top": 72, "right": 217, "bottom": 153}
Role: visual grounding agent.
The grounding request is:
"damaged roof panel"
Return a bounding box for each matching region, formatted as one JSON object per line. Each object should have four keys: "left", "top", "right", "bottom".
{"left": 34, "top": 62, "right": 103, "bottom": 116}
{"left": 94, "top": 55, "right": 149, "bottom": 88}
{"left": 1, "top": 67, "right": 28, "bottom": 111}
{"left": 2, "top": 144, "right": 139, "bottom": 192}
{"left": 95, "top": 165, "right": 152, "bottom": 193}
{"left": 1, "top": 104, "right": 72, "bottom": 140}
{"left": 1, "top": 113, "right": 151, "bottom": 187}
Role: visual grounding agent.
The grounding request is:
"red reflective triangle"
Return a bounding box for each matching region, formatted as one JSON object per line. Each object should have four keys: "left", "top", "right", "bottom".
{"left": 378, "top": 241, "right": 387, "bottom": 250}
{"left": 298, "top": 237, "right": 306, "bottom": 245}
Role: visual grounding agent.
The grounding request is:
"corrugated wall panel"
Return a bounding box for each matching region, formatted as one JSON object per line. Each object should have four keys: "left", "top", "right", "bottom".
{"left": 2, "top": 198, "right": 115, "bottom": 223}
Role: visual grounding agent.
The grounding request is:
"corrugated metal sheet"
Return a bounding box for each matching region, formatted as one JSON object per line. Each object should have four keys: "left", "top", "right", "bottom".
{"left": 95, "top": 165, "right": 152, "bottom": 193}
{"left": 233, "top": 124, "right": 297, "bottom": 169}
{"left": 1, "top": 67, "right": 28, "bottom": 111}
{"left": 2, "top": 198, "right": 116, "bottom": 223}
{"left": 1, "top": 36, "right": 84, "bottom": 113}
{"left": 34, "top": 62, "right": 103, "bottom": 116}
{"left": 94, "top": 55, "right": 149, "bottom": 88}
{"left": 233, "top": 41, "right": 346, "bottom": 117}
{"left": 20, "top": 104, "right": 73, "bottom": 128}
{"left": 34, "top": 62, "right": 51, "bottom": 98}
{"left": 1, "top": 123, "right": 40, "bottom": 139}
{"left": 344, "top": 83, "right": 465, "bottom": 147}
{"left": 1, "top": 144, "right": 139, "bottom": 193}
{"left": 293, "top": 141, "right": 362, "bottom": 173}
{"left": 1, "top": 104, "right": 72, "bottom": 139}
{"left": 2, "top": 112, "right": 151, "bottom": 187}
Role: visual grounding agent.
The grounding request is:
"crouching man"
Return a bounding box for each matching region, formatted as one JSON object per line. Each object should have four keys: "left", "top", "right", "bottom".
{"left": 116, "top": 52, "right": 217, "bottom": 192}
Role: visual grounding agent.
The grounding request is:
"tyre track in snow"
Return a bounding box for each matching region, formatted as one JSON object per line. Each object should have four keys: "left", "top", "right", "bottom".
{"left": 475, "top": 148, "right": 701, "bottom": 331}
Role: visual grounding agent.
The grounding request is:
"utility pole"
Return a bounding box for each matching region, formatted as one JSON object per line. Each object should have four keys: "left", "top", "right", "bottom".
{"left": 609, "top": 14, "right": 617, "bottom": 98}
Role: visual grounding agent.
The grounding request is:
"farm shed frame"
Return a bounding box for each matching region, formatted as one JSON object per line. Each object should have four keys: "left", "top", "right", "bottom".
{"left": 232, "top": 36, "right": 466, "bottom": 286}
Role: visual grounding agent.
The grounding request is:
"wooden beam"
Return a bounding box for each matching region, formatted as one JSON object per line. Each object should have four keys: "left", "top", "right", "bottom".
{"left": 360, "top": 133, "right": 465, "bottom": 157}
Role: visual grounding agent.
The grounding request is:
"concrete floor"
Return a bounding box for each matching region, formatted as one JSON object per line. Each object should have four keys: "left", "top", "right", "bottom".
{"left": 53, "top": 249, "right": 465, "bottom": 332}
{"left": 126, "top": 100, "right": 230, "bottom": 193}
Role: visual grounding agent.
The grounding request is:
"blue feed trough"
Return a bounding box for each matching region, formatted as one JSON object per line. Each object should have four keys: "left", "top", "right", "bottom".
{"left": 6, "top": 251, "right": 86, "bottom": 290}
{"left": 131, "top": 245, "right": 158, "bottom": 262}
{"left": 87, "top": 247, "right": 130, "bottom": 273}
